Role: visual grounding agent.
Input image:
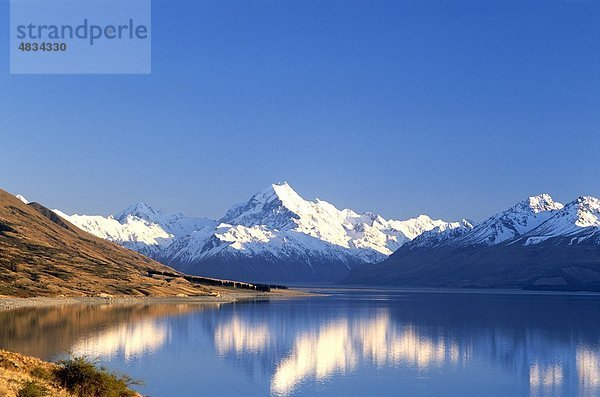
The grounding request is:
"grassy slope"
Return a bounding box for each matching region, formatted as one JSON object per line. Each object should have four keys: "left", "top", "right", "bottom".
{"left": 0, "top": 188, "right": 211, "bottom": 297}
{"left": 0, "top": 349, "right": 71, "bottom": 397}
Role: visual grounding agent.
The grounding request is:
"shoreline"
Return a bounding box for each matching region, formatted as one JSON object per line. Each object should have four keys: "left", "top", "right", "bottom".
{"left": 0, "top": 288, "right": 315, "bottom": 312}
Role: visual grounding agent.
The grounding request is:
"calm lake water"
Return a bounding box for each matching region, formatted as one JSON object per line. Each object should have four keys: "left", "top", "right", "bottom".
{"left": 1, "top": 288, "right": 600, "bottom": 396}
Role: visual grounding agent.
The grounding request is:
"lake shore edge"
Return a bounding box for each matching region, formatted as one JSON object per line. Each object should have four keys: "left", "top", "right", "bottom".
{"left": 0, "top": 287, "right": 315, "bottom": 311}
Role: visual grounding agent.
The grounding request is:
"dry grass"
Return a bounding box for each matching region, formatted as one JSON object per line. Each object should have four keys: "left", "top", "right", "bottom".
{"left": 0, "top": 188, "right": 214, "bottom": 297}
{"left": 0, "top": 350, "right": 72, "bottom": 397}
{"left": 0, "top": 350, "right": 142, "bottom": 397}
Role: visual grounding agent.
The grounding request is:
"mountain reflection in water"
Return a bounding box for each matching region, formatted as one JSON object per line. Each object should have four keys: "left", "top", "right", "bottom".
{"left": 0, "top": 289, "right": 599, "bottom": 397}
{"left": 70, "top": 318, "right": 169, "bottom": 361}
{"left": 269, "top": 313, "right": 464, "bottom": 395}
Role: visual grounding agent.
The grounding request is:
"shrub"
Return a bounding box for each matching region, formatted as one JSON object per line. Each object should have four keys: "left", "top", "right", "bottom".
{"left": 17, "top": 380, "right": 47, "bottom": 397}
{"left": 30, "top": 366, "right": 51, "bottom": 381}
{"left": 54, "top": 356, "right": 139, "bottom": 397}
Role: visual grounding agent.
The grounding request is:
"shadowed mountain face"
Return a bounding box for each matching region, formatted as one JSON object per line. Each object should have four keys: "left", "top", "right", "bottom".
{"left": 0, "top": 188, "right": 208, "bottom": 297}
{"left": 345, "top": 237, "right": 600, "bottom": 290}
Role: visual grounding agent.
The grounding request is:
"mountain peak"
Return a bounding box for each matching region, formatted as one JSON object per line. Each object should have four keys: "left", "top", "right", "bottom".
{"left": 220, "top": 182, "right": 306, "bottom": 229}
{"left": 251, "top": 182, "right": 304, "bottom": 207}
{"left": 271, "top": 182, "right": 307, "bottom": 212}
{"left": 524, "top": 194, "right": 563, "bottom": 213}
{"left": 574, "top": 195, "right": 600, "bottom": 208}
{"left": 559, "top": 195, "right": 600, "bottom": 229}
{"left": 271, "top": 181, "right": 297, "bottom": 196}
{"left": 116, "top": 202, "right": 160, "bottom": 221}
{"left": 449, "top": 194, "right": 564, "bottom": 247}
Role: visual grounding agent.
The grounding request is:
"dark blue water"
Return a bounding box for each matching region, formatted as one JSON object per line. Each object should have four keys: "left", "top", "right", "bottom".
{"left": 1, "top": 288, "right": 600, "bottom": 396}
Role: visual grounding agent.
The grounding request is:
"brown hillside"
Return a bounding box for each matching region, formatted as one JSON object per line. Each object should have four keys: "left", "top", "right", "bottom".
{"left": 0, "top": 189, "right": 210, "bottom": 297}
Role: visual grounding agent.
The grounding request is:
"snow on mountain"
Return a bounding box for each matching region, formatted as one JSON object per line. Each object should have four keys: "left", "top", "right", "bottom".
{"left": 53, "top": 210, "right": 175, "bottom": 256}
{"left": 116, "top": 202, "right": 216, "bottom": 238}
{"left": 348, "top": 195, "right": 600, "bottom": 290}
{"left": 48, "top": 183, "right": 464, "bottom": 281}
{"left": 522, "top": 196, "right": 600, "bottom": 245}
{"left": 389, "top": 193, "right": 600, "bottom": 279}
{"left": 167, "top": 223, "right": 361, "bottom": 268}
{"left": 41, "top": 184, "right": 600, "bottom": 284}
{"left": 53, "top": 203, "right": 216, "bottom": 257}
{"left": 221, "top": 183, "right": 303, "bottom": 230}
{"left": 216, "top": 182, "right": 455, "bottom": 258}
{"left": 406, "top": 219, "right": 474, "bottom": 249}
{"left": 15, "top": 194, "right": 29, "bottom": 204}
{"left": 451, "top": 194, "right": 564, "bottom": 247}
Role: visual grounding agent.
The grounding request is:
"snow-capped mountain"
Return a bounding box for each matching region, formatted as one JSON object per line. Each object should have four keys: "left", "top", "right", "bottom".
{"left": 14, "top": 188, "right": 600, "bottom": 288}
{"left": 406, "top": 219, "right": 474, "bottom": 249}
{"left": 43, "top": 183, "right": 460, "bottom": 282}
{"left": 116, "top": 202, "right": 216, "bottom": 238}
{"left": 53, "top": 210, "right": 175, "bottom": 257}
{"left": 520, "top": 196, "right": 600, "bottom": 245}
{"left": 217, "top": 182, "right": 453, "bottom": 257}
{"left": 347, "top": 194, "right": 600, "bottom": 291}
{"left": 404, "top": 194, "right": 564, "bottom": 250}
{"left": 53, "top": 204, "right": 216, "bottom": 257}
{"left": 163, "top": 183, "right": 460, "bottom": 281}
{"left": 454, "top": 194, "right": 564, "bottom": 247}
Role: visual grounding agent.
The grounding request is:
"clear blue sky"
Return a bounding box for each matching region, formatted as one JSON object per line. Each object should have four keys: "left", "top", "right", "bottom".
{"left": 1, "top": 0, "right": 599, "bottom": 222}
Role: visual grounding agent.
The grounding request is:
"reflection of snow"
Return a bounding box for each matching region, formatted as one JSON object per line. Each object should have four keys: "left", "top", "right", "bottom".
{"left": 357, "top": 314, "right": 461, "bottom": 369}
{"left": 206, "top": 308, "right": 600, "bottom": 397}
{"left": 529, "top": 362, "right": 563, "bottom": 396}
{"left": 577, "top": 347, "right": 600, "bottom": 396}
{"left": 271, "top": 319, "right": 356, "bottom": 395}
{"left": 214, "top": 316, "right": 270, "bottom": 355}
{"left": 271, "top": 313, "right": 465, "bottom": 396}
{"left": 71, "top": 319, "right": 168, "bottom": 361}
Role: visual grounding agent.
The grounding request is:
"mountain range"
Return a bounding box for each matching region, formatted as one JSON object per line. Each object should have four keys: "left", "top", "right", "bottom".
{"left": 50, "top": 183, "right": 461, "bottom": 282}
{"left": 345, "top": 195, "right": 600, "bottom": 290}
{"left": 27, "top": 183, "right": 600, "bottom": 289}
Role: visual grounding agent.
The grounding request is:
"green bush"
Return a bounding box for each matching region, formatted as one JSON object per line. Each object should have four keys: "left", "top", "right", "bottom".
{"left": 54, "top": 356, "right": 139, "bottom": 397}
{"left": 17, "top": 380, "right": 47, "bottom": 397}
{"left": 29, "top": 366, "right": 51, "bottom": 381}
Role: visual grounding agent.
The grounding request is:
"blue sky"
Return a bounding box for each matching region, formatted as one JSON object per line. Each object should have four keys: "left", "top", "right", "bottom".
{"left": 1, "top": 0, "right": 599, "bottom": 221}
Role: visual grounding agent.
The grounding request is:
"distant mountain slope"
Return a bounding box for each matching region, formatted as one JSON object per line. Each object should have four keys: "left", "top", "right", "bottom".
{"left": 53, "top": 209, "right": 176, "bottom": 257}
{"left": 518, "top": 196, "right": 600, "bottom": 245}
{"left": 0, "top": 188, "right": 208, "bottom": 297}
{"left": 115, "top": 202, "right": 216, "bottom": 238}
{"left": 53, "top": 204, "right": 216, "bottom": 257}
{"left": 345, "top": 194, "right": 600, "bottom": 291}
{"left": 448, "top": 194, "right": 563, "bottom": 248}
{"left": 52, "top": 183, "right": 460, "bottom": 282}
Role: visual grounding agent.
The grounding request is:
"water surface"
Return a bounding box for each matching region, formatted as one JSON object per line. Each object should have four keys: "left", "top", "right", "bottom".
{"left": 1, "top": 288, "right": 599, "bottom": 396}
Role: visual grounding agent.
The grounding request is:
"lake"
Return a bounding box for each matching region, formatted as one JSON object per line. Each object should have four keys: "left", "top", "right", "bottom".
{"left": 1, "top": 288, "right": 599, "bottom": 396}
